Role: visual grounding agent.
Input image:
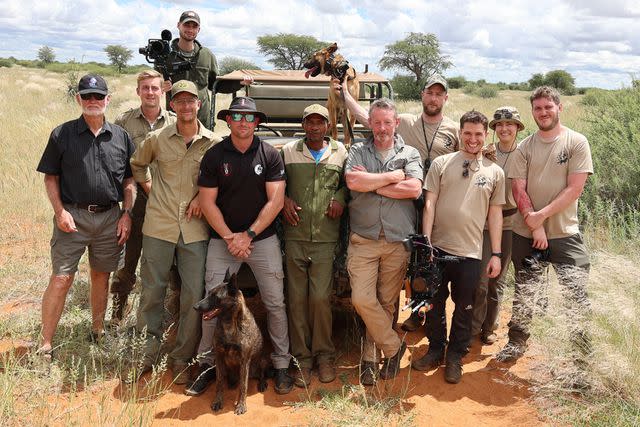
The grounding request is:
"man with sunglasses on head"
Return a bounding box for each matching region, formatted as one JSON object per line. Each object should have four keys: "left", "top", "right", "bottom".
{"left": 411, "top": 111, "right": 505, "bottom": 384}
{"left": 36, "top": 74, "right": 136, "bottom": 359}
{"left": 193, "top": 96, "right": 293, "bottom": 396}
{"left": 129, "top": 80, "right": 218, "bottom": 385}
{"left": 160, "top": 10, "right": 218, "bottom": 129}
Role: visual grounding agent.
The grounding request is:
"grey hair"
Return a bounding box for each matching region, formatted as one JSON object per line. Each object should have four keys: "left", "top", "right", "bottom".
{"left": 368, "top": 97, "right": 398, "bottom": 119}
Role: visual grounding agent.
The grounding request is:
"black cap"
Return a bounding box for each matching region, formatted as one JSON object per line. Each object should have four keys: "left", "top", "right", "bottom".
{"left": 179, "top": 10, "right": 200, "bottom": 25}
{"left": 217, "top": 96, "right": 267, "bottom": 122}
{"left": 78, "top": 74, "right": 108, "bottom": 95}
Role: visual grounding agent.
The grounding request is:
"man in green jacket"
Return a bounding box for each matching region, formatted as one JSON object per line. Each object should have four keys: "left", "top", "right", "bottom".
{"left": 281, "top": 104, "right": 348, "bottom": 387}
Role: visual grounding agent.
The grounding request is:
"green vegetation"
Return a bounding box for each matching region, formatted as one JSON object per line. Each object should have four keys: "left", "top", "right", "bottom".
{"left": 218, "top": 56, "right": 261, "bottom": 75}
{"left": 256, "top": 33, "right": 328, "bottom": 70}
{"left": 104, "top": 45, "right": 134, "bottom": 73}
{"left": 37, "top": 46, "right": 55, "bottom": 65}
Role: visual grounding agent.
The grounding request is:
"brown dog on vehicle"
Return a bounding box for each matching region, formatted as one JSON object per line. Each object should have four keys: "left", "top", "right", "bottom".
{"left": 304, "top": 42, "right": 360, "bottom": 146}
{"left": 193, "top": 269, "right": 267, "bottom": 415}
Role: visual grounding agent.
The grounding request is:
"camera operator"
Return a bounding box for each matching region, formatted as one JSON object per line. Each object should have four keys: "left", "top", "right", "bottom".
{"left": 411, "top": 111, "right": 505, "bottom": 384}
{"left": 160, "top": 10, "right": 218, "bottom": 130}
{"left": 496, "top": 87, "right": 593, "bottom": 371}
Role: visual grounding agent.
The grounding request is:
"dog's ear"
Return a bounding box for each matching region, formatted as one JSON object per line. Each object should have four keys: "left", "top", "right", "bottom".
{"left": 227, "top": 273, "right": 239, "bottom": 296}
{"left": 328, "top": 43, "right": 338, "bottom": 53}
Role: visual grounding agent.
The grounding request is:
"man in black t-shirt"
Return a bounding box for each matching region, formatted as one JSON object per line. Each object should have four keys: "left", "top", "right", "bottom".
{"left": 185, "top": 97, "right": 293, "bottom": 396}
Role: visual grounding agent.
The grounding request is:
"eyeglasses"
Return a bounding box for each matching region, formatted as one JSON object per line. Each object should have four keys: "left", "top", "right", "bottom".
{"left": 229, "top": 113, "right": 257, "bottom": 123}
{"left": 493, "top": 109, "right": 513, "bottom": 120}
{"left": 80, "top": 93, "right": 106, "bottom": 101}
{"left": 462, "top": 159, "right": 479, "bottom": 177}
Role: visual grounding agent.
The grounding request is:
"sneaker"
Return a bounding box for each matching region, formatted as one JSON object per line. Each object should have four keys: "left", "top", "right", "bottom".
{"left": 173, "top": 362, "right": 191, "bottom": 385}
{"left": 317, "top": 361, "right": 336, "bottom": 383}
{"left": 274, "top": 368, "right": 294, "bottom": 394}
{"left": 293, "top": 367, "right": 312, "bottom": 388}
{"left": 380, "top": 342, "right": 407, "bottom": 380}
{"left": 411, "top": 349, "right": 444, "bottom": 371}
{"left": 481, "top": 332, "right": 498, "bottom": 345}
{"left": 185, "top": 364, "right": 216, "bottom": 396}
{"left": 359, "top": 361, "right": 378, "bottom": 386}
{"left": 444, "top": 358, "right": 463, "bottom": 384}
{"left": 401, "top": 312, "right": 423, "bottom": 332}
{"left": 495, "top": 341, "right": 527, "bottom": 363}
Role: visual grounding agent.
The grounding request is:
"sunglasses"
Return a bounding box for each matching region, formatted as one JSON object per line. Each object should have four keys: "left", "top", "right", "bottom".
{"left": 229, "top": 113, "right": 257, "bottom": 123}
{"left": 493, "top": 109, "right": 513, "bottom": 120}
{"left": 462, "top": 159, "right": 479, "bottom": 178}
{"left": 80, "top": 93, "right": 106, "bottom": 101}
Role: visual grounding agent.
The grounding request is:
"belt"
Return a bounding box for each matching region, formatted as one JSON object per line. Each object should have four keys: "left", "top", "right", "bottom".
{"left": 71, "top": 202, "right": 119, "bottom": 213}
{"left": 502, "top": 208, "right": 518, "bottom": 218}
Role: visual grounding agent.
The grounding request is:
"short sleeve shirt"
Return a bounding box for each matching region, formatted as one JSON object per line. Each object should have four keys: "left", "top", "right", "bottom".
{"left": 346, "top": 134, "right": 423, "bottom": 242}
{"left": 509, "top": 128, "right": 593, "bottom": 239}
{"left": 494, "top": 145, "right": 519, "bottom": 230}
{"left": 425, "top": 152, "right": 506, "bottom": 259}
{"left": 397, "top": 114, "right": 459, "bottom": 167}
{"left": 36, "top": 116, "right": 134, "bottom": 205}
{"left": 114, "top": 107, "right": 176, "bottom": 150}
{"left": 198, "top": 136, "right": 286, "bottom": 241}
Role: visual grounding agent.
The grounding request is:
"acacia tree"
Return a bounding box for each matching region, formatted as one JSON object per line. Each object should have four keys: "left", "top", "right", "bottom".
{"left": 219, "top": 56, "right": 261, "bottom": 75}
{"left": 104, "top": 45, "right": 133, "bottom": 73}
{"left": 37, "top": 46, "right": 55, "bottom": 65}
{"left": 379, "top": 32, "right": 452, "bottom": 84}
{"left": 544, "top": 69, "right": 576, "bottom": 95}
{"left": 257, "top": 33, "right": 328, "bottom": 70}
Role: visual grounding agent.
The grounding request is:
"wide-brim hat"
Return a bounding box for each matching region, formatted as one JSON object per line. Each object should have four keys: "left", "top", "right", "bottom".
{"left": 489, "top": 106, "right": 525, "bottom": 131}
{"left": 217, "top": 96, "right": 267, "bottom": 122}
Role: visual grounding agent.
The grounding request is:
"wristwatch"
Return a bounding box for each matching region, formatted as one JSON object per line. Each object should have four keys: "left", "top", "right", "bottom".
{"left": 491, "top": 252, "right": 502, "bottom": 258}
{"left": 246, "top": 228, "right": 257, "bottom": 239}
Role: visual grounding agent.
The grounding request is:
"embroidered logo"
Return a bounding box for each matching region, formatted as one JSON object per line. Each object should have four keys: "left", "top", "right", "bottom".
{"left": 254, "top": 164, "right": 263, "bottom": 175}
{"left": 556, "top": 150, "right": 569, "bottom": 164}
{"left": 222, "top": 163, "right": 231, "bottom": 177}
{"left": 443, "top": 135, "right": 453, "bottom": 148}
{"left": 89, "top": 77, "right": 98, "bottom": 88}
{"left": 475, "top": 175, "right": 489, "bottom": 188}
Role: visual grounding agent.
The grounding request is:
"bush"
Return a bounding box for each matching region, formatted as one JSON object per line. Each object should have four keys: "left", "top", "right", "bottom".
{"left": 461, "top": 84, "right": 477, "bottom": 95}
{"left": 477, "top": 85, "right": 498, "bottom": 98}
{"left": 0, "top": 58, "right": 13, "bottom": 68}
{"left": 446, "top": 76, "right": 467, "bottom": 89}
{"left": 390, "top": 74, "right": 422, "bottom": 100}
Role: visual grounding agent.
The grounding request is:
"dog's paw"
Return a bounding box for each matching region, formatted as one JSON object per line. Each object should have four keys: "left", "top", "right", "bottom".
{"left": 234, "top": 403, "right": 247, "bottom": 415}
{"left": 211, "top": 400, "right": 223, "bottom": 412}
{"left": 258, "top": 380, "right": 267, "bottom": 392}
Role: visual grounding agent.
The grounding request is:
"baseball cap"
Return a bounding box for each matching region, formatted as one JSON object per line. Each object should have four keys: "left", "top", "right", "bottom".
{"left": 424, "top": 74, "right": 448, "bottom": 92}
{"left": 179, "top": 10, "right": 200, "bottom": 25}
{"left": 302, "top": 104, "right": 329, "bottom": 121}
{"left": 171, "top": 80, "right": 199, "bottom": 98}
{"left": 78, "top": 74, "right": 108, "bottom": 95}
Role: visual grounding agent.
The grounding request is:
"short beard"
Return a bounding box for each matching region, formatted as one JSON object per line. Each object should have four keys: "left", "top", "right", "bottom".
{"left": 422, "top": 104, "right": 442, "bottom": 117}
{"left": 535, "top": 115, "right": 559, "bottom": 132}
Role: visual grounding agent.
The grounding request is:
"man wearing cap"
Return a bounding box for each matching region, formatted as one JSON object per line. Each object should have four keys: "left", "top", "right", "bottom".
{"left": 130, "top": 80, "right": 218, "bottom": 384}
{"left": 109, "top": 69, "right": 177, "bottom": 326}
{"left": 345, "top": 98, "right": 423, "bottom": 385}
{"left": 281, "top": 104, "right": 348, "bottom": 387}
{"left": 335, "top": 74, "right": 459, "bottom": 332}
{"left": 36, "top": 74, "right": 136, "bottom": 357}
{"left": 471, "top": 106, "right": 524, "bottom": 345}
{"left": 192, "top": 96, "right": 293, "bottom": 395}
{"left": 496, "top": 87, "right": 592, "bottom": 372}
{"left": 411, "top": 111, "right": 505, "bottom": 384}
{"left": 160, "top": 10, "right": 218, "bottom": 130}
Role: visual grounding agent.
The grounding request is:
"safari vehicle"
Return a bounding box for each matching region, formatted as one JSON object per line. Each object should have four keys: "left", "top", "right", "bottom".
{"left": 211, "top": 69, "right": 393, "bottom": 306}
{"left": 212, "top": 69, "right": 393, "bottom": 148}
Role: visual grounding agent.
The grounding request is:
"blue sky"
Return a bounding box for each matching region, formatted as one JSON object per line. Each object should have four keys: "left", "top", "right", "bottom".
{"left": 1, "top": 0, "right": 638, "bottom": 89}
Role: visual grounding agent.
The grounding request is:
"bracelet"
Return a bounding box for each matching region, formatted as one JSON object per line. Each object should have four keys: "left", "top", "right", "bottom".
{"left": 491, "top": 252, "right": 502, "bottom": 258}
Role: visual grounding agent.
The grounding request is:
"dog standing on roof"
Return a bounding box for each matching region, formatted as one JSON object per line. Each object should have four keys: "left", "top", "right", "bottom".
{"left": 304, "top": 43, "right": 360, "bottom": 146}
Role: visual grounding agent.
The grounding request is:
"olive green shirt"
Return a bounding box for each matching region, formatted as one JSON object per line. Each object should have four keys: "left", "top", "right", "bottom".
{"left": 114, "top": 107, "right": 176, "bottom": 150}
{"left": 130, "top": 122, "right": 220, "bottom": 244}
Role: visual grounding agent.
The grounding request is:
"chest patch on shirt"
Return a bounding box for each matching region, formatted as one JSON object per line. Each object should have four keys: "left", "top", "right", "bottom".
{"left": 475, "top": 175, "right": 490, "bottom": 188}
{"left": 254, "top": 164, "right": 263, "bottom": 175}
{"left": 222, "top": 162, "right": 232, "bottom": 177}
{"left": 556, "top": 149, "right": 569, "bottom": 164}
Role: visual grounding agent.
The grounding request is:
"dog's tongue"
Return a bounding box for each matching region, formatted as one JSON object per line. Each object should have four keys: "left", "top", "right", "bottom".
{"left": 304, "top": 66, "right": 318, "bottom": 78}
{"left": 202, "top": 308, "right": 222, "bottom": 320}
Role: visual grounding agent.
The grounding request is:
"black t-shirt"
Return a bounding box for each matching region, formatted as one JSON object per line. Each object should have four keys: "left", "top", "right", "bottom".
{"left": 36, "top": 116, "right": 135, "bottom": 205}
{"left": 198, "top": 136, "right": 285, "bottom": 240}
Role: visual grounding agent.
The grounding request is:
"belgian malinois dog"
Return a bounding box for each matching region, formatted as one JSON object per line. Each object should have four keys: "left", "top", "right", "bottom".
{"left": 303, "top": 42, "right": 360, "bottom": 146}
{"left": 193, "top": 269, "right": 267, "bottom": 415}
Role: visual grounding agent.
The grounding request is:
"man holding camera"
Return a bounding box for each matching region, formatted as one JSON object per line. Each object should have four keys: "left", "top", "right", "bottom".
{"left": 497, "top": 86, "right": 593, "bottom": 365}
{"left": 159, "top": 10, "right": 218, "bottom": 130}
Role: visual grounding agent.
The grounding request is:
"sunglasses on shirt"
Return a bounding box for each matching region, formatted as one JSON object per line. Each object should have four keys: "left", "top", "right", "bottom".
{"left": 462, "top": 159, "right": 479, "bottom": 178}
{"left": 80, "top": 93, "right": 106, "bottom": 101}
{"left": 229, "top": 113, "right": 257, "bottom": 123}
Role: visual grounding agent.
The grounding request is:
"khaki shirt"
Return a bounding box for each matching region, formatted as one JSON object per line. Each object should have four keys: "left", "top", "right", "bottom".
{"left": 509, "top": 128, "right": 593, "bottom": 239}
{"left": 425, "top": 152, "right": 505, "bottom": 259}
{"left": 131, "top": 122, "right": 220, "bottom": 244}
{"left": 397, "top": 114, "right": 459, "bottom": 166}
{"left": 494, "top": 145, "right": 518, "bottom": 230}
{"left": 115, "top": 107, "right": 176, "bottom": 150}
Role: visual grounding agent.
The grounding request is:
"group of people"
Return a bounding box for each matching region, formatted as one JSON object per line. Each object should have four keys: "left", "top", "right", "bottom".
{"left": 35, "top": 9, "right": 593, "bottom": 397}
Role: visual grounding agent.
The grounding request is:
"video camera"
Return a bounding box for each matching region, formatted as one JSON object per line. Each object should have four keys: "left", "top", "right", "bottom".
{"left": 402, "top": 234, "right": 463, "bottom": 316}
{"left": 138, "top": 30, "right": 192, "bottom": 81}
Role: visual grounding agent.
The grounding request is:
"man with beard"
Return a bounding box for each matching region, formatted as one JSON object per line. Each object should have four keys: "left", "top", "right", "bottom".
{"left": 496, "top": 87, "right": 593, "bottom": 378}
{"left": 159, "top": 10, "right": 218, "bottom": 129}
{"left": 345, "top": 98, "right": 423, "bottom": 385}
{"left": 335, "top": 74, "right": 459, "bottom": 331}
{"left": 36, "top": 74, "right": 135, "bottom": 358}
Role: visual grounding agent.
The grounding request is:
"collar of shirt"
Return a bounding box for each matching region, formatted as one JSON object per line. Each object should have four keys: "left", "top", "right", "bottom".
{"left": 222, "top": 135, "right": 261, "bottom": 153}
{"left": 363, "top": 133, "right": 406, "bottom": 154}
{"left": 296, "top": 136, "right": 337, "bottom": 152}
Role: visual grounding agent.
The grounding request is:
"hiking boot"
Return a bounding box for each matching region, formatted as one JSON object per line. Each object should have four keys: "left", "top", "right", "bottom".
{"left": 173, "top": 362, "right": 191, "bottom": 385}
{"left": 359, "top": 361, "right": 378, "bottom": 386}
{"left": 293, "top": 367, "right": 312, "bottom": 388}
{"left": 481, "top": 332, "right": 498, "bottom": 345}
{"left": 274, "top": 368, "right": 294, "bottom": 394}
{"left": 411, "top": 349, "right": 444, "bottom": 371}
{"left": 495, "top": 341, "right": 527, "bottom": 363}
{"left": 444, "top": 358, "right": 463, "bottom": 384}
{"left": 185, "top": 364, "right": 216, "bottom": 396}
{"left": 317, "top": 361, "right": 336, "bottom": 383}
{"left": 380, "top": 342, "right": 407, "bottom": 380}
{"left": 401, "top": 312, "right": 423, "bottom": 332}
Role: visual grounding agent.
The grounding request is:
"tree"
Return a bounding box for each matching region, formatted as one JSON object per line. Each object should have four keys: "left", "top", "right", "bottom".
{"left": 37, "top": 46, "right": 55, "bottom": 65}
{"left": 378, "top": 32, "right": 452, "bottom": 86}
{"left": 544, "top": 69, "right": 576, "bottom": 95}
{"left": 257, "top": 33, "right": 328, "bottom": 70}
{"left": 219, "top": 56, "right": 261, "bottom": 75}
{"left": 104, "top": 45, "right": 133, "bottom": 73}
{"left": 528, "top": 73, "right": 545, "bottom": 90}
